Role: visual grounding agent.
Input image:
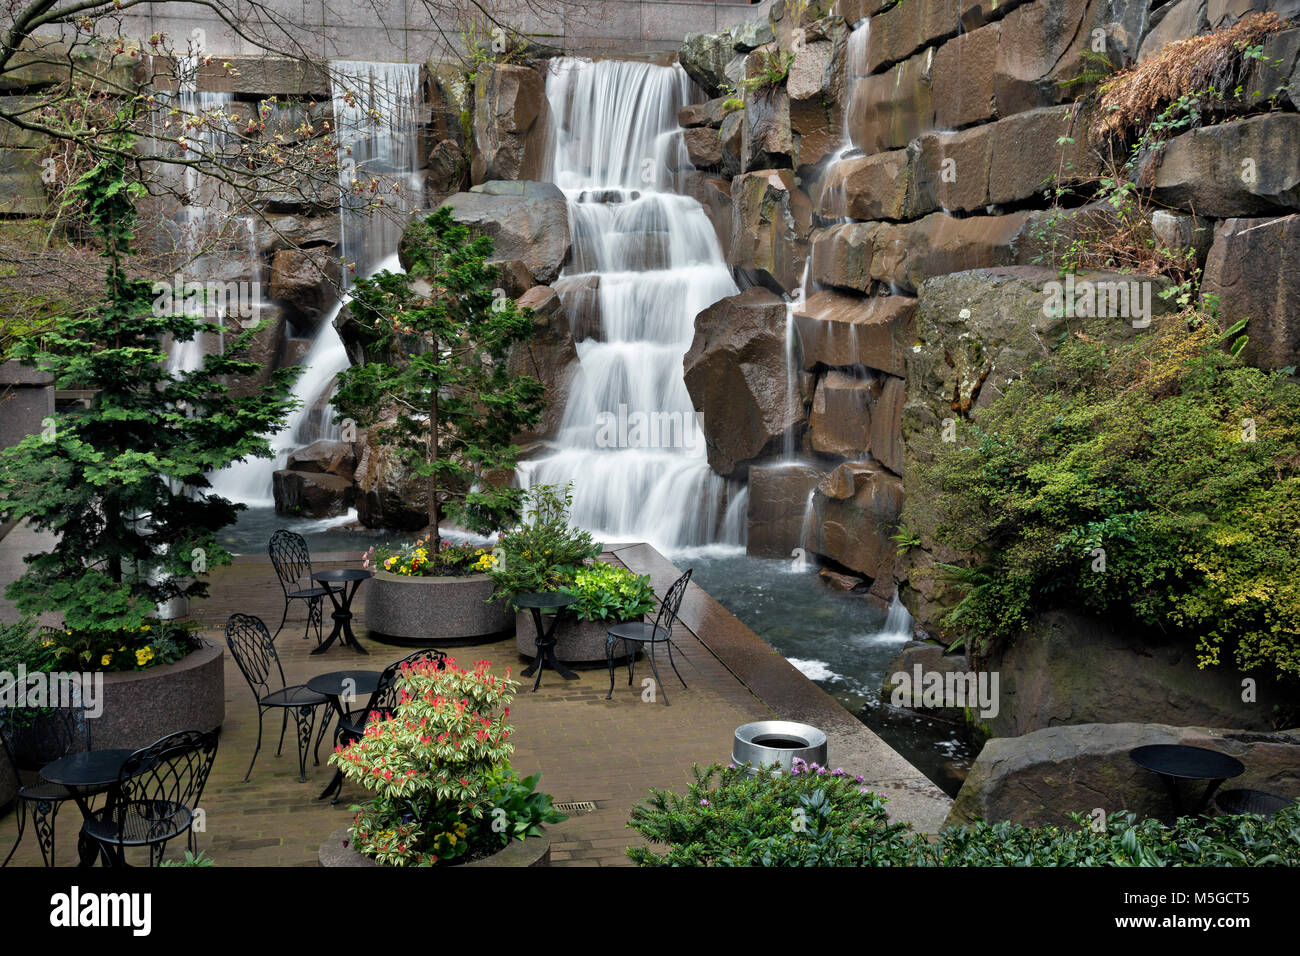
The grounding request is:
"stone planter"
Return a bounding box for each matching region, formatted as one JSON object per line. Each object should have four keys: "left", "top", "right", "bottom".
{"left": 319, "top": 825, "right": 551, "bottom": 867}
{"left": 364, "top": 571, "right": 513, "bottom": 645}
{"left": 514, "top": 611, "right": 641, "bottom": 667}
{"left": 92, "top": 642, "right": 226, "bottom": 751}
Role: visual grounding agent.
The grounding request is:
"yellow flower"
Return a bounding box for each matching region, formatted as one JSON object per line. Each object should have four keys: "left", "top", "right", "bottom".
{"left": 101, "top": 653, "right": 112, "bottom": 666}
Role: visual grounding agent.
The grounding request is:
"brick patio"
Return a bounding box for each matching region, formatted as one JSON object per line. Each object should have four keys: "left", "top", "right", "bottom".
{"left": 0, "top": 535, "right": 951, "bottom": 867}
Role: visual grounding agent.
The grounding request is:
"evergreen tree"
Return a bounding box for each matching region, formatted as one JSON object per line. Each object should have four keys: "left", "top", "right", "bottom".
{"left": 332, "top": 208, "right": 545, "bottom": 546}
{"left": 0, "top": 141, "right": 299, "bottom": 633}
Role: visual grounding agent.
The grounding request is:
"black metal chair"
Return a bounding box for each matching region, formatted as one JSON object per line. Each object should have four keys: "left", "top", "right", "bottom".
{"left": 1214, "top": 788, "right": 1296, "bottom": 818}
{"left": 82, "top": 729, "right": 217, "bottom": 867}
{"left": 269, "top": 528, "right": 335, "bottom": 644}
{"left": 1, "top": 697, "right": 91, "bottom": 867}
{"left": 605, "top": 568, "right": 693, "bottom": 706}
{"left": 225, "top": 613, "right": 331, "bottom": 783}
{"left": 326, "top": 647, "right": 447, "bottom": 805}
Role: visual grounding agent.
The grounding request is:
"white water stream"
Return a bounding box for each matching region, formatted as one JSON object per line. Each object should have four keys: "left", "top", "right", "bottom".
{"left": 517, "top": 58, "right": 744, "bottom": 553}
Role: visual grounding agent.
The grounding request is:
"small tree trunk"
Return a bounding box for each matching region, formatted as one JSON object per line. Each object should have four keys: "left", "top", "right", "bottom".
{"left": 428, "top": 390, "right": 440, "bottom": 550}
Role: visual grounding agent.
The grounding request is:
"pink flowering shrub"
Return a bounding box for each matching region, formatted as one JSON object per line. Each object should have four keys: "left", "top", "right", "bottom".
{"left": 330, "top": 657, "right": 539, "bottom": 866}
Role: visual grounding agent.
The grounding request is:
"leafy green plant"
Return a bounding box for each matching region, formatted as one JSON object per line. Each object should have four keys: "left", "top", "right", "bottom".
{"left": 480, "top": 767, "right": 567, "bottom": 847}
{"left": 331, "top": 208, "right": 545, "bottom": 548}
{"left": 721, "top": 98, "right": 743, "bottom": 113}
{"left": 908, "top": 316, "right": 1300, "bottom": 681}
{"left": 560, "top": 562, "right": 656, "bottom": 623}
{"left": 0, "top": 134, "right": 298, "bottom": 642}
{"left": 489, "top": 483, "right": 602, "bottom": 603}
{"left": 46, "top": 619, "right": 200, "bottom": 672}
{"left": 628, "top": 761, "right": 917, "bottom": 866}
{"left": 160, "top": 850, "right": 214, "bottom": 867}
{"left": 628, "top": 762, "right": 1300, "bottom": 866}
{"left": 742, "top": 50, "right": 794, "bottom": 93}
{"left": 891, "top": 525, "right": 922, "bottom": 554}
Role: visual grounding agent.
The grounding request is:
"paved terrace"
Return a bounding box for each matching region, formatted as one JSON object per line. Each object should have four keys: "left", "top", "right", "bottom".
{"left": 0, "top": 527, "right": 950, "bottom": 866}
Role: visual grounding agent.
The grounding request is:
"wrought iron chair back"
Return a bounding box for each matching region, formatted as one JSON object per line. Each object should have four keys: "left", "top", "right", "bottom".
{"left": 269, "top": 529, "right": 315, "bottom": 596}
{"left": 651, "top": 568, "right": 692, "bottom": 639}
{"left": 114, "top": 730, "right": 219, "bottom": 844}
{"left": 225, "top": 613, "right": 287, "bottom": 700}
{"left": 0, "top": 696, "right": 90, "bottom": 771}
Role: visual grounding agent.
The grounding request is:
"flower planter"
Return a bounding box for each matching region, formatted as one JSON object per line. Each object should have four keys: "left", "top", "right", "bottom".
{"left": 91, "top": 642, "right": 226, "bottom": 751}
{"left": 318, "top": 826, "right": 551, "bottom": 867}
{"left": 364, "top": 570, "right": 513, "bottom": 646}
{"left": 514, "top": 611, "right": 641, "bottom": 667}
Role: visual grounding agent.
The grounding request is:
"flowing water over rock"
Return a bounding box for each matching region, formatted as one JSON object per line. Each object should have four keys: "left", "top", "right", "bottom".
{"left": 517, "top": 58, "right": 744, "bottom": 552}
{"left": 206, "top": 61, "right": 423, "bottom": 506}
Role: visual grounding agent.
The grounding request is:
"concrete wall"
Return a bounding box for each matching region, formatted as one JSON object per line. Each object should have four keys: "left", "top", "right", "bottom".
{"left": 106, "top": 0, "right": 774, "bottom": 61}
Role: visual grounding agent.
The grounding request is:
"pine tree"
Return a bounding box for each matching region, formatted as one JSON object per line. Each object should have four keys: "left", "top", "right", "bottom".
{"left": 0, "top": 141, "right": 299, "bottom": 633}
{"left": 332, "top": 207, "right": 545, "bottom": 547}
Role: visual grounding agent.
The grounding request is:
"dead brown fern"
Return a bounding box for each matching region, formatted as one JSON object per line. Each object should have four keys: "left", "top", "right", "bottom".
{"left": 1091, "top": 12, "right": 1289, "bottom": 143}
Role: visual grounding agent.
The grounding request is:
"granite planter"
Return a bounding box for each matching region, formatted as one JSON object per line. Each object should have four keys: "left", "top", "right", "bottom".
{"left": 364, "top": 571, "right": 513, "bottom": 645}
{"left": 514, "top": 611, "right": 640, "bottom": 667}
{"left": 319, "top": 825, "right": 551, "bottom": 867}
{"left": 91, "top": 642, "right": 225, "bottom": 751}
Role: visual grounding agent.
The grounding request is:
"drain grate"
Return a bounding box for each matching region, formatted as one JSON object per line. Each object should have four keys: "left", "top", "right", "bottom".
{"left": 553, "top": 801, "right": 598, "bottom": 813}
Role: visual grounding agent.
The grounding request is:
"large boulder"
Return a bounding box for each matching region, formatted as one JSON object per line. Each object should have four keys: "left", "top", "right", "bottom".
{"left": 425, "top": 138, "right": 468, "bottom": 208}
{"left": 679, "top": 32, "right": 734, "bottom": 96}
{"left": 786, "top": 18, "right": 848, "bottom": 169}
{"left": 1147, "top": 114, "right": 1300, "bottom": 217}
{"left": 353, "top": 426, "right": 429, "bottom": 531}
{"left": 948, "top": 722, "right": 1300, "bottom": 827}
{"left": 985, "top": 609, "right": 1288, "bottom": 738}
{"left": 793, "top": 290, "right": 914, "bottom": 376}
{"left": 746, "top": 460, "right": 824, "bottom": 558}
{"left": 741, "top": 80, "right": 794, "bottom": 172}
{"left": 810, "top": 222, "right": 877, "bottom": 293}
{"left": 809, "top": 369, "right": 878, "bottom": 458}
{"left": 287, "top": 439, "right": 357, "bottom": 482}
{"left": 683, "top": 287, "right": 802, "bottom": 477}
{"left": 507, "top": 285, "right": 577, "bottom": 442}
{"left": 267, "top": 248, "right": 342, "bottom": 325}
{"left": 272, "top": 469, "right": 354, "bottom": 518}
{"left": 729, "top": 168, "right": 812, "bottom": 294}
{"left": 804, "top": 459, "right": 902, "bottom": 581}
{"left": 816, "top": 148, "right": 920, "bottom": 221}
{"left": 1202, "top": 215, "right": 1300, "bottom": 371}
{"left": 471, "top": 64, "right": 549, "bottom": 184}
{"left": 430, "top": 181, "right": 570, "bottom": 285}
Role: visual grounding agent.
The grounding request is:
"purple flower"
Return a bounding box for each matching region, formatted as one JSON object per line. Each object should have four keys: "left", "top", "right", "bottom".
{"left": 859, "top": 787, "right": 869, "bottom": 795}
{"left": 854, "top": 775, "right": 864, "bottom": 784}
{"left": 699, "top": 799, "right": 711, "bottom": 807}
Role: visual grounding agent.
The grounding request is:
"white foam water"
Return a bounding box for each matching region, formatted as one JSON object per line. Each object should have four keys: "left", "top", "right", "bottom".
{"left": 518, "top": 57, "right": 744, "bottom": 553}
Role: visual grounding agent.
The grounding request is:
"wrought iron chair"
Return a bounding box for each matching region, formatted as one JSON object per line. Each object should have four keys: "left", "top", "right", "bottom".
{"left": 326, "top": 647, "right": 448, "bottom": 804}
{"left": 82, "top": 729, "right": 218, "bottom": 867}
{"left": 605, "top": 568, "right": 693, "bottom": 706}
{"left": 225, "top": 613, "right": 330, "bottom": 782}
{"left": 268, "top": 528, "right": 335, "bottom": 644}
{"left": 1, "top": 697, "right": 91, "bottom": 867}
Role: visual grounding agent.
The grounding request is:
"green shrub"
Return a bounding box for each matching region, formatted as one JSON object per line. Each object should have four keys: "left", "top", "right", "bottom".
{"left": 906, "top": 317, "right": 1300, "bottom": 682}
{"left": 627, "top": 762, "right": 1300, "bottom": 866}
{"left": 489, "top": 484, "right": 601, "bottom": 604}
{"left": 560, "top": 562, "right": 656, "bottom": 623}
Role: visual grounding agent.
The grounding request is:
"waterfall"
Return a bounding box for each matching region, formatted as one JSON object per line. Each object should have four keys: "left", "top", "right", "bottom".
{"left": 819, "top": 19, "right": 872, "bottom": 218}
{"left": 206, "top": 61, "right": 423, "bottom": 506}
{"left": 870, "top": 593, "right": 914, "bottom": 643}
{"left": 517, "top": 57, "right": 743, "bottom": 553}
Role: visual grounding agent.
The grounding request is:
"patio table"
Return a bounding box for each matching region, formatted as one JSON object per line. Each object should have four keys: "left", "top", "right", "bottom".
{"left": 1129, "top": 744, "right": 1245, "bottom": 817}
{"left": 41, "top": 748, "right": 140, "bottom": 867}
{"left": 515, "top": 591, "right": 579, "bottom": 692}
{"left": 308, "top": 669, "right": 382, "bottom": 803}
{"left": 310, "top": 568, "right": 373, "bottom": 655}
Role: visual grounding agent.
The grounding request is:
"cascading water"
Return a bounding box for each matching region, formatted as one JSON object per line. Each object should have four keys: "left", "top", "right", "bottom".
{"left": 206, "top": 61, "right": 423, "bottom": 506}
{"left": 819, "top": 19, "right": 872, "bottom": 218}
{"left": 517, "top": 58, "right": 743, "bottom": 553}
